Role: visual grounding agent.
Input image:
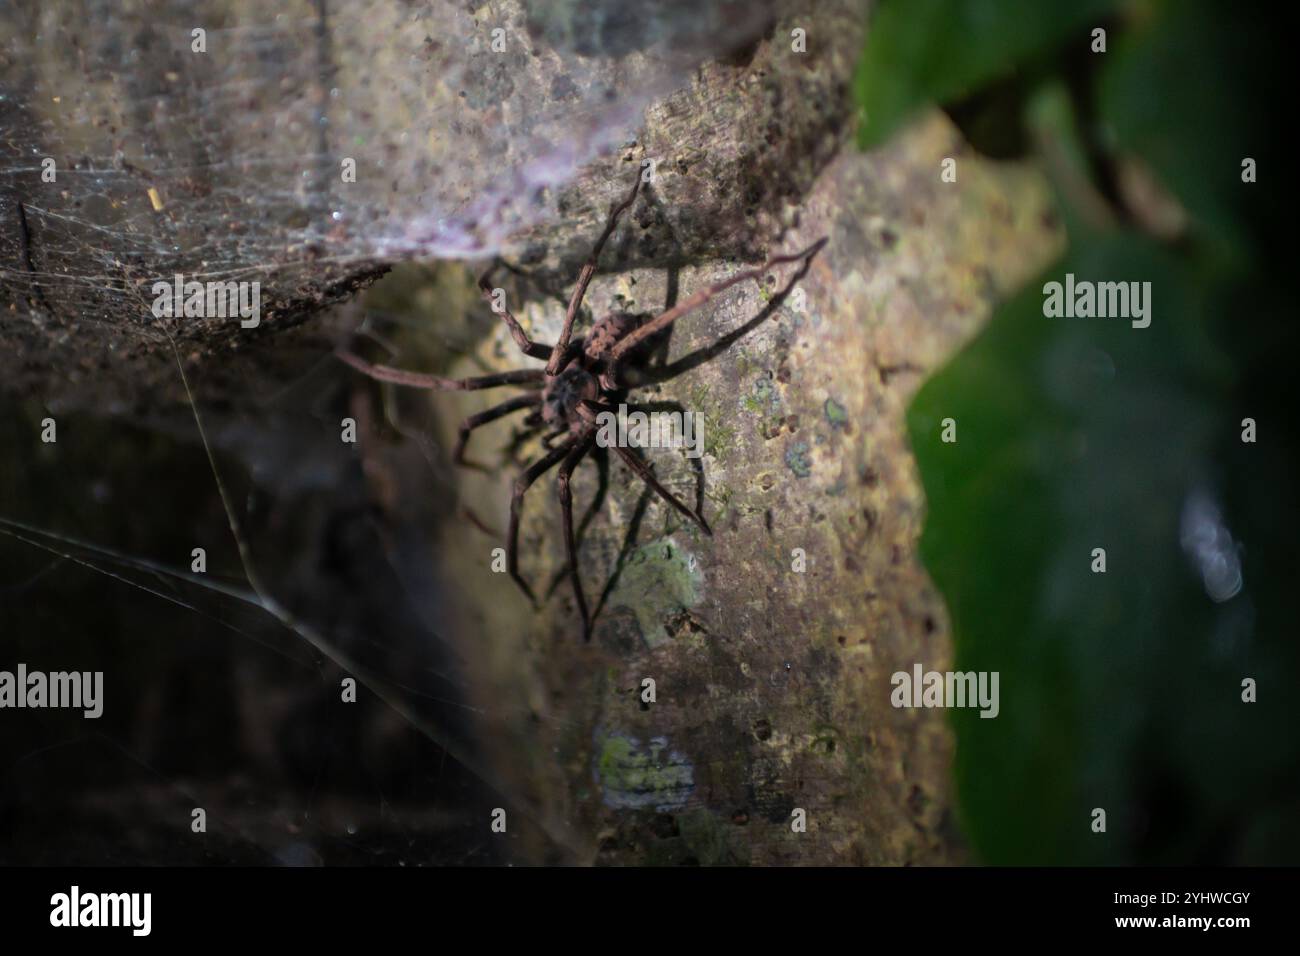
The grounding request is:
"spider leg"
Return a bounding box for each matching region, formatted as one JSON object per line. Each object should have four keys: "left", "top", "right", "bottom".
{"left": 628, "top": 400, "right": 707, "bottom": 517}
{"left": 336, "top": 347, "right": 544, "bottom": 390}
{"left": 453, "top": 392, "right": 542, "bottom": 470}
{"left": 624, "top": 250, "right": 821, "bottom": 388}
{"left": 556, "top": 434, "right": 596, "bottom": 640}
{"left": 544, "top": 443, "right": 609, "bottom": 602}
{"left": 613, "top": 444, "right": 711, "bottom": 536}
{"left": 592, "top": 475, "right": 652, "bottom": 622}
{"left": 603, "top": 237, "right": 827, "bottom": 386}
{"left": 540, "top": 426, "right": 570, "bottom": 449}
{"left": 508, "top": 437, "right": 579, "bottom": 605}
{"left": 545, "top": 170, "right": 643, "bottom": 376}
{"left": 478, "top": 262, "right": 554, "bottom": 360}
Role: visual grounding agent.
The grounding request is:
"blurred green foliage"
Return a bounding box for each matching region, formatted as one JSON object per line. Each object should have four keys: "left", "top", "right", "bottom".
{"left": 854, "top": 0, "right": 1115, "bottom": 149}
{"left": 857, "top": 0, "right": 1298, "bottom": 863}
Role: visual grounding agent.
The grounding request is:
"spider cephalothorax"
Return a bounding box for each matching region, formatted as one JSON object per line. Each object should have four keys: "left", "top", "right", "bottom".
{"left": 540, "top": 311, "right": 643, "bottom": 434}
{"left": 338, "top": 170, "right": 825, "bottom": 640}
{"left": 541, "top": 363, "right": 601, "bottom": 434}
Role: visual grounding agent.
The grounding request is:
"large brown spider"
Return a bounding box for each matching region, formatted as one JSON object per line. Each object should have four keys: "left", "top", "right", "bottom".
{"left": 337, "top": 171, "right": 825, "bottom": 640}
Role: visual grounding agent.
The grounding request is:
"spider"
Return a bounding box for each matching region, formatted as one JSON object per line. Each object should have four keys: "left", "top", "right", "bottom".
{"left": 337, "top": 170, "right": 825, "bottom": 640}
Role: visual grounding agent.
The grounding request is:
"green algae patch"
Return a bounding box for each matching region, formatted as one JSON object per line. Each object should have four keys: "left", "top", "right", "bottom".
{"left": 607, "top": 536, "right": 703, "bottom": 649}
{"left": 594, "top": 733, "right": 695, "bottom": 811}
{"left": 824, "top": 396, "right": 850, "bottom": 430}
{"left": 784, "top": 441, "right": 812, "bottom": 478}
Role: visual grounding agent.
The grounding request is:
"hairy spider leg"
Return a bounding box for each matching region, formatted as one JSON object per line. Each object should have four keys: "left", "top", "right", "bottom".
{"left": 612, "top": 444, "right": 711, "bottom": 536}
{"left": 507, "top": 437, "right": 580, "bottom": 604}
{"left": 556, "top": 434, "right": 597, "bottom": 640}
{"left": 623, "top": 251, "right": 823, "bottom": 389}
{"left": 630, "top": 399, "right": 707, "bottom": 518}
{"left": 574, "top": 397, "right": 708, "bottom": 534}
{"left": 540, "top": 427, "right": 571, "bottom": 449}
{"left": 336, "top": 347, "right": 544, "bottom": 391}
{"left": 478, "top": 263, "right": 554, "bottom": 360}
{"left": 603, "top": 237, "right": 828, "bottom": 385}
{"left": 453, "top": 391, "right": 542, "bottom": 470}
{"left": 545, "top": 171, "right": 644, "bottom": 376}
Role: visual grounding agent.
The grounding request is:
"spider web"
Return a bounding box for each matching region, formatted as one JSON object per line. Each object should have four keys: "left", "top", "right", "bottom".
{"left": 1, "top": 0, "right": 783, "bottom": 350}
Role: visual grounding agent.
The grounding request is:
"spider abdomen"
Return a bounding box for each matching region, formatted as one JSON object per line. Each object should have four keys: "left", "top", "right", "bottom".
{"left": 583, "top": 311, "right": 641, "bottom": 363}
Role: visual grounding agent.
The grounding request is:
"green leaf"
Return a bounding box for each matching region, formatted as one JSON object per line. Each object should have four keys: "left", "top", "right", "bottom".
{"left": 908, "top": 233, "right": 1300, "bottom": 863}
{"left": 1099, "top": 0, "right": 1275, "bottom": 267}
{"left": 854, "top": 0, "right": 1115, "bottom": 148}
